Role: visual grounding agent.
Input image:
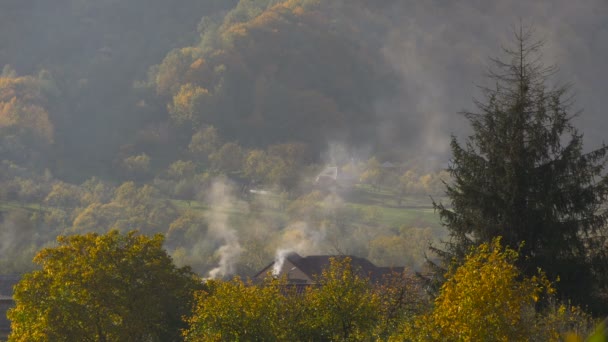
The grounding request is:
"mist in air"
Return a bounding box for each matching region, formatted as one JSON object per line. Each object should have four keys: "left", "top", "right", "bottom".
{"left": 0, "top": 0, "right": 606, "bottom": 276}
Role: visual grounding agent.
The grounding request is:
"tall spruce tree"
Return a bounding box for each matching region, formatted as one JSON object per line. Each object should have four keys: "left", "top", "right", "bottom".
{"left": 434, "top": 27, "right": 608, "bottom": 311}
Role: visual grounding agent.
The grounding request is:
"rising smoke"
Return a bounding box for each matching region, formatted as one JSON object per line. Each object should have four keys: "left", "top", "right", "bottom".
{"left": 205, "top": 178, "right": 243, "bottom": 279}
{"left": 271, "top": 221, "right": 327, "bottom": 276}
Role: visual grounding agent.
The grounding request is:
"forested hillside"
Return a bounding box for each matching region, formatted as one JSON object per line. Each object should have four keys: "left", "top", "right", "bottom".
{"left": 0, "top": 0, "right": 238, "bottom": 179}
{"left": 0, "top": 0, "right": 450, "bottom": 276}
{"left": 2, "top": 0, "right": 608, "bottom": 340}
{"left": 0, "top": 0, "right": 403, "bottom": 181}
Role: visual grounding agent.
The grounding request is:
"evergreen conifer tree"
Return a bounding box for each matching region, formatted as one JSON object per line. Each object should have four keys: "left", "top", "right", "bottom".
{"left": 434, "top": 26, "right": 608, "bottom": 311}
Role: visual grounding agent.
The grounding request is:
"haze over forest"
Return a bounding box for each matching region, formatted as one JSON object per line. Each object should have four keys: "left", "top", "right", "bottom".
{"left": 0, "top": 0, "right": 607, "bottom": 277}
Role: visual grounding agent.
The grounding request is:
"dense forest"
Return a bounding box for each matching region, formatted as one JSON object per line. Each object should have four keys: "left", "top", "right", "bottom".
{"left": 0, "top": 0, "right": 453, "bottom": 277}
{"left": 2, "top": 0, "right": 608, "bottom": 340}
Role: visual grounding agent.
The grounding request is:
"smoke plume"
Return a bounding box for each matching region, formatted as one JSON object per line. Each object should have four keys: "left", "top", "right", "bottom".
{"left": 205, "top": 178, "right": 243, "bottom": 279}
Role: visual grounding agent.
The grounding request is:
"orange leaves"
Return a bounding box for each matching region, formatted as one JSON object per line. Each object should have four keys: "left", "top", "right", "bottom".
{"left": 292, "top": 6, "right": 305, "bottom": 16}
{"left": 0, "top": 96, "right": 54, "bottom": 143}
{"left": 0, "top": 97, "right": 18, "bottom": 127}
{"left": 155, "top": 48, "right": 203, "bottom": 96}
{"left": 0, "top": 74, "right": 56, "bottom": 151}
{"left": 189, "top": 58, "right": 205, "bottom": 70}
{"left": 168, "top": 83, "right": 210, "bottom": 127}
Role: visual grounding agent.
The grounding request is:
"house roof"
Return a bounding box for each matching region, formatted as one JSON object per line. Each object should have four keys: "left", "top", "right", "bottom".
{"left": 0, "top": 274, "right": 19, "bottom": 298}
{"left": 254, "top": 253, "right": 403, "bottom": 283}
{"left": 315, "top": 166, "right": 338, "bottom": 183}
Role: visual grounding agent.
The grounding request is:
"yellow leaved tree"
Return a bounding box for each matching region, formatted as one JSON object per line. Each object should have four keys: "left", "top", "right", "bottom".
{"left": 401, "top": 238, "right": 554, "bottom": 341}
{"left": 8, "top": 231, "right": 201, "bottom": 342}
{"left": 183, "top": 277, "right": 285, "bottom": 342}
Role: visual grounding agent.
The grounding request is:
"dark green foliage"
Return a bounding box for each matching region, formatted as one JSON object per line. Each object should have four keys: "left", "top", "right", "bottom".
{"left": 0, "top": 0, "right": 401, "bottom": 181}
{"left": 0, "top": 0, "right": 238, "bottom": 180}
{"left": 434, "top": 27, "right": 608, "bottom": 311}
{"left": 151, "top": 0, "right": 396, "bottom": 157}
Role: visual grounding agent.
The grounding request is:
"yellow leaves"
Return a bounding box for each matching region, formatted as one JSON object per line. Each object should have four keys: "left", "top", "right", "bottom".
{"left": 0, "top": 75, "right": 48, "bottom": 103}
{"left": 10, "top": 231, "right": 201, "bottom": 341}
{"left": 155, "top": 47, "right": 203, "bottom": 96}
{"left": 0, "top": 97, "right": 18, "bottom": 127}
{"left": 184, "top": 257, "right": 390, "bottom": 341}
{"left": 168, "top": 83, "right": 210, "bottom": 126}
{"left": 0, "top": 96, "right": 54, "bottom": 143}
{"left": 396, "top": 239, "right": 595, "bottom": 340}
{"left": 295, "top": 257, "right": 382, "bottom": 341}
{"left": 184, "top": 277, "right": 283, "bottom": 341}
{"left": 405, "top": 238, "right": 555, "bottom": 341}
{"left": 565, "top": 333, "right": 585, "bottom": 342}
{"left": 172, "top": 83, "right": 209, "bottom": 108}
{"left": 0, "top": 73, "right": 56, "bottom": 151}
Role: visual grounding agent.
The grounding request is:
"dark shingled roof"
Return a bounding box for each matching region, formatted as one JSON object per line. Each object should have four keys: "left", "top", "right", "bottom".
{"left": 255, "top": 253, "right": 404, "bottom": 283}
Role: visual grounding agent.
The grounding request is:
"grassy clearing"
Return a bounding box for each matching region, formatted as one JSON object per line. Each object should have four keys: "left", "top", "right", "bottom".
{"left": 0, "top": 201, "right": 48, "bottom": 213}
{"left": 346, "top": 202, "right": 440, "bottom": 229}
{"left": 342, "top": 184, "right": 444, "bottom": 228}
{"left": 347, "top": 184, "right": 446, "bottom": 207}
{"left": 171, "top": 185, "right": 443, "bottom": 231}
{"left": 2, "top": 184, "right": 443, "bottom": 233}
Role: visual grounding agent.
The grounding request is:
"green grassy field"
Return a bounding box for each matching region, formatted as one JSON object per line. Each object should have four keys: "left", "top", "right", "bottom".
{"left": 345, "top": 203, "right": 440, "bottom": 228}
{"left": 172, "top": 184, "right": 443, "bottom": 231}
{"left": 0, "top": 201, "right": 49, "bottom": 213}
{"left": 2, "top": 183, "right": 444, "bottom": 234}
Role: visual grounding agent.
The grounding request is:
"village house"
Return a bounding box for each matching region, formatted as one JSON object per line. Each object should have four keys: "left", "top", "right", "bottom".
{"left": 253, "top": 252, "right": 404, "bottom": 285}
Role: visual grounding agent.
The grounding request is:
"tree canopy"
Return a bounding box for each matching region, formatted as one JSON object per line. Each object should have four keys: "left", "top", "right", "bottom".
{"left": 401, "top": 239, "right": 593, "bottom": 342}
{"left": 183, "top": 257, "right": 421, "bottom": 341}
{"left": 434, "top": 27, "right": 608, "bottom": 310}
{"left": 8, "top": 230, "right": 202, "bottom": 342}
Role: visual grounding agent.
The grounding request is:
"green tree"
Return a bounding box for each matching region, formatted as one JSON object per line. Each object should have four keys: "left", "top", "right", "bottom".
{"left": 359, "top": 157, "right": 381, "bottom": 189}
{"left": 80, "top": 177, "right": 114, "bottom": 205}
{"left": 210, "top": 142, "right": 243, "bottom": 173}
{"left": 8, "top": 230, "right": 201, "bottom": 342}
{"left": 166, "top": 210, "right": 207, "bottom": 246}
{"left": 243, "top": 149, "right": 270, "bottom": 183}
{"left": 71, "top": 182, "right": 178, "bottom": 234}
{"left": 0, "top": 74, "right": 56, "bottom": 167}
{"left": 433, "top": 27, "right": 608, "bottom": 309}
{"left": 189, "top": 125, "right": 221, "bottom": 162}
{"left": 44, "top": 182, "right": 82, "bottom": 208}
{"left": 167, "top": 160, "right": 196, "bottom": 179}
{"left": 121, "top": 153, "right": 151, "bottom": 180}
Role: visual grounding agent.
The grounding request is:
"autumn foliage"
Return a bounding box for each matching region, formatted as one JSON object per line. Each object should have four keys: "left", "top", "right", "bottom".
{"left": 8, "top": 231, "right": 201, "bottom": 342}
{"left": 399, "top": 238, "right": 595, "bottom": 342}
